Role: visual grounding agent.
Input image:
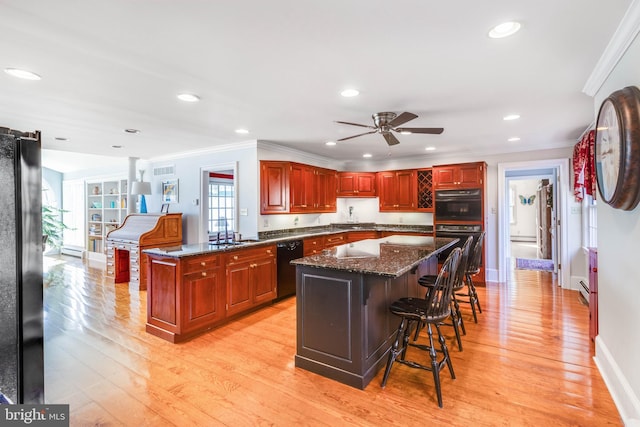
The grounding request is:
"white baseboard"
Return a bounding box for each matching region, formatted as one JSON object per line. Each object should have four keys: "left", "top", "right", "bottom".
{"left": 570, "top": 275, "right": 587, "bottom": 292}
{"left": 510, "top": 236, "right": 536, "bottom": 242}
{"left": 486, "top": 268, "right": 499, "bottom": 283}
{"left": 594, "top": 335, "right": 640, "bottom": 424}
{"left": 61, "top": 245, "right": 84, "bottom": 258}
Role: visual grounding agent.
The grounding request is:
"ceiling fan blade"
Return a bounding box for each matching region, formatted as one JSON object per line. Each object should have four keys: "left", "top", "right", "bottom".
{"left": 337, "top": 130, "right": 378, "bottom": 141}
{"left": 335, "top": 120, "right": 376, "bottom": 129}
{"left": 383, "top": 132, "right": 400, "bottom": 146}
{"left": 395, "top": 127, "right": 444, "bottom": 135}
{"left": 389, "top": 112, "right": 418, "bottom": 128}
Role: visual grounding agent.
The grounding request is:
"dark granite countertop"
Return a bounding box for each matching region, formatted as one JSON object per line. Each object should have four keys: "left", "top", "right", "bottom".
{"left": 291, "top": 235, "right": 458, "bottom": 277}
{"left": 144, "top": 223, "right": 434, "bottom": 259}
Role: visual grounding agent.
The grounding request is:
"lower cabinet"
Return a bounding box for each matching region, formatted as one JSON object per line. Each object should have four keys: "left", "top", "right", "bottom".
{"left": 146, "top": 245, "right": 276, "bottom": 343}
{"left": 226, "top": 245, "right": 277, "bottom": 317}
{"left": 146, "top": 253, "right": 224, "bottom": 343}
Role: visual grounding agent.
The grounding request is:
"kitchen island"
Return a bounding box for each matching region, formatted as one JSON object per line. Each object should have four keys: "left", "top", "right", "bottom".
{"left": 291, "top": 235, "right": 457, "bottom": 389}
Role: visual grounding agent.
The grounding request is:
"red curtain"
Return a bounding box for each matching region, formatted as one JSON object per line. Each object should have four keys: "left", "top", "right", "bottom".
{"left": 572, "top": 130, "right": 596, "bottom": 202}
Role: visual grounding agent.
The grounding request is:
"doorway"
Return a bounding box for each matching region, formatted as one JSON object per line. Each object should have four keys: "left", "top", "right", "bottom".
{"left": 199, "top": 162, "right": 238, "bottom": 243}
{"left": 497, "top": 159, "right": 570, "bottom": 287}
{"left": 507, "top": 175, "right": 555, "bottom": 272}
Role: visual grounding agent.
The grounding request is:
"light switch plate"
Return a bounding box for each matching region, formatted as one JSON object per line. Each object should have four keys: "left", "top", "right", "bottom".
{"left": 240, "top": 208, "right": 248, "bottom": 216}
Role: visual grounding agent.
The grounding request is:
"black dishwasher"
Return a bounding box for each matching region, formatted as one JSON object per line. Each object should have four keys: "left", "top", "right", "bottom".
{"left": 276, "top": 240, "right": 303, "bottom": 300}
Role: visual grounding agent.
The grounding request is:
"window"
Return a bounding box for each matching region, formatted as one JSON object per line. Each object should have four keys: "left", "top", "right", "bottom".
{"left": 208, "top": 178, "right": 234, "bottom": 239}
{"left": 582, "top": 194, "right": 597, "bottom": 248}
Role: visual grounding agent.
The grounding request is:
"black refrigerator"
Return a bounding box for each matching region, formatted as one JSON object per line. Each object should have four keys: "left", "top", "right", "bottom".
{"left": 0, "top": 128, "right": 44, "bottom": 404}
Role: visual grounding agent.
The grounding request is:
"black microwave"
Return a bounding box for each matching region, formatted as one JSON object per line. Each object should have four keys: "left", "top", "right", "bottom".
{"left": 435, "top": 189, "right": 482, "bottom": 222}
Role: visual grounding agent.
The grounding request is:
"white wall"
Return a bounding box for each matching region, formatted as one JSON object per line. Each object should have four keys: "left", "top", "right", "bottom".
{"left": 591, "top": 27, "right": 640, "bottom": 423}
{"left": 509, "top": 179, "right": 539, "bottom": 240}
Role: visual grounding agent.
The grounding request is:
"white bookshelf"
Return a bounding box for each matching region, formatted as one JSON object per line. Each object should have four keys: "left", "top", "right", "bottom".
{"left": 86, "top": 179, "right": 128, "bottom": 260}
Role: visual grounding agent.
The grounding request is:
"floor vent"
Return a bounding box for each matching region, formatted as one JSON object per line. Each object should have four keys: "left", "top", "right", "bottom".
{"left": 154, "top": 165, "right": 175, "bottom": 176}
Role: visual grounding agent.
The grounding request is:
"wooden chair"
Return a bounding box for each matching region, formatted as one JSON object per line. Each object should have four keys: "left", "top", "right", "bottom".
{"left": 456, "top": 231, "right": 485, "bottom": 323}
{"left": 381, "top": 247, "right": 462, "bottom": 408}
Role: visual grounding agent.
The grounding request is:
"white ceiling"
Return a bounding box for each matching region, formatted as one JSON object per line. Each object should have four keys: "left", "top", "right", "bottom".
{"left": 0, "top": 1, "right": 632, "bottom": 173}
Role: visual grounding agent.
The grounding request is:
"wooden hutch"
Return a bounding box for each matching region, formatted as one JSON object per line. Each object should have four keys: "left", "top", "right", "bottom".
{"left": 106, "top": 213, "right": 182, "bottom": 290}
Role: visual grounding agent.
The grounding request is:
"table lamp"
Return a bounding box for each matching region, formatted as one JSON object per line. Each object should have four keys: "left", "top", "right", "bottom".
{"left": 131, "top": 170, "right": 152, "bottom": 213}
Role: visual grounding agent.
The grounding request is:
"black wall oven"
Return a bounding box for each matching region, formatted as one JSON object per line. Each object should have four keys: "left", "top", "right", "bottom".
{"left": 435, "top": 224, "right": 483, "bottom": 264}
{"left": 435, "top": 189, "right": 482, "bottom": 222}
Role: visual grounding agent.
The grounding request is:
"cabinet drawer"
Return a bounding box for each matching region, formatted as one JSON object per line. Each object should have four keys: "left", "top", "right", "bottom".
{"left": 324, "top": 233, "right": 345, "bottom": 247}
{"left": 227, "top": 245, "right": 276, "bottom": 264}
{"left": 303, "top": 237, "right": 325, "bottom": 256}
{"left": 184, "top": 255, "right": 220, "bottom": 274}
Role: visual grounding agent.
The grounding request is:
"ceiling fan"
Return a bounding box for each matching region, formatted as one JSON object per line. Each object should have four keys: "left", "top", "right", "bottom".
{"left": 335, "top": 112, "right": 444, "bottom": 146}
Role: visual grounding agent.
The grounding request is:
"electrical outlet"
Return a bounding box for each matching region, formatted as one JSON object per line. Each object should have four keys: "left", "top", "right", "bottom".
{"left": 263, "top": 219, "right": 269, "bottom": 227}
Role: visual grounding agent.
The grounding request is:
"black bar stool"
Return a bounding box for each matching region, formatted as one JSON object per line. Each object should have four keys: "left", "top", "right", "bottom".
{"left": 456, "top": 231, "right": 485, "bottom": 323}
{"left": 381, "top": 247, "right": 462, "bottom": 408}
{"left": 414, "top": 236, "right": 473, "bottom": 351}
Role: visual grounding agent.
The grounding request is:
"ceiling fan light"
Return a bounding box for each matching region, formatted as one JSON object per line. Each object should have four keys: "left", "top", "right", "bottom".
{"left": 340, "top": 89, "right": 359, "bottom": 97}
{"left": 4, "top": 67, "right": 41, "bottom": 80}
{"left": 489, "top": 21, "right": 521, "bottom": 39}
{"left": 177, "top": 93, "right": 200, "bottom": 102}
{"left": 400, "top": 131, "right": 412, "bottom": 135}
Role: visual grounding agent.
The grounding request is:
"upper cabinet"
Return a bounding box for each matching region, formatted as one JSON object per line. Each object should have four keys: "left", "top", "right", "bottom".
{"left": 260, "top": 161, "right": 337, "bottom": 214}
{"left": 378, "top": 169, "right": 416, "bottom": 211}
{"left": 260, "top": 161, "right": 289, "bottom": 214}
{"left": 433, "top": 162, "right": 485, "bottom": 189}
{"left": 336, "top": 172, "right": 377, "bottom": 197}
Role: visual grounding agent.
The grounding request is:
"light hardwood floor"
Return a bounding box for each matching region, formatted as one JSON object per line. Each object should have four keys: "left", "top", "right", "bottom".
{"left": 43, "top": 255, "right": 621, "bottom": 426}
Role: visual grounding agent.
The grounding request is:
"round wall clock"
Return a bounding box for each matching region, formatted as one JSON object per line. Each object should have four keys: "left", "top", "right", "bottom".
{"left": 595, "top": 86, "right": 640, "bottom": 210}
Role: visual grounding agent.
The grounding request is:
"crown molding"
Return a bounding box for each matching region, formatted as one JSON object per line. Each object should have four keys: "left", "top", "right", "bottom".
{"left": 583, "top": 0, "right": 640, "bottom": 96}
{"left": 257, "top": 140, "right": 340, "bottom": 167}
{"left": 148, "top": 140, "right": 258, "bottom": 163}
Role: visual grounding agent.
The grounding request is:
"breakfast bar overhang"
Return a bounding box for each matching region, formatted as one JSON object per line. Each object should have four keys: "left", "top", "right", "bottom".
{"left": 292, "top": 235, "right": 458, "bottom": 389}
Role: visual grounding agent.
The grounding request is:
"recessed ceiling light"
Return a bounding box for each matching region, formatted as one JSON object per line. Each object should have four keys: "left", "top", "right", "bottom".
{"left": 425, "top": 146, "right": 436, "bottom": 151}
{"left": 341, "top": 89, "right": 359, "bottom": 97}
{"left": 400, "top": 131, "right": 412, "bottom": 135}
{"left": 54, "top": 137, "right": 68, "bottom": 141}
{"left": 4, "top": 68, "right": 41, "bottom": 80}
{"left": 508, "top": 137, "right": 521, "bottom": 142}
{"left": 124, "top": 128, "right": 140, "bottom": 134}
{"left": 325, "top": 141, "right": 336, "bottom": 146}
{"left": 235, "top": 129, "right": 249, "bottom": 134}
{"left": 111, "top": 145, "right": 123, "bottom": 149}
{"left": 177, "top": 93, "right": 200, "bottom": 102}
{"left": 362, "top": 153, "right": 372, "bottom": 158}
{"left": 488, "top": 21, "right": 521, "bottom": 39}
{"left": 503, "top": 114, "right": 520, "bottom": 121}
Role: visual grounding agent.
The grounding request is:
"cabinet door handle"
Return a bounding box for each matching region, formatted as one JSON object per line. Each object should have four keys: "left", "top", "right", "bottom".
{"left": 233, "top": 255, "right": 238, "bottom": 260}
{"left": 201, "top": 261, "right": 206, "bottom": 266}
{"left": 266, "top": 249, "right": 272, "bottom": 254}
{"left": 201, "top": 272, "right": 207, "bottom": 277}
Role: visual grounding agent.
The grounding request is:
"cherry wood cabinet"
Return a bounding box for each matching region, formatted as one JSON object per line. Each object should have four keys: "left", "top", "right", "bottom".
{"left": 324, "top": 233, "right": 346, "bottom": 248}
{"left": 346, "top": 231, "right": 379, "bottom": 243}
{"left": 225, "top": 245, "right": 277, "bottom": 317}
{"left": 260, "top": 161, "right": 289, "bottom": 214}
{"left": 261, "top": 161, "right": 337, "bottom": 214}
{"left": 315, "top": 167, "right": 338, "bottom": 212}
{"left": 303, "top": 236, "right": 325, "bottom": 256}
{"left": 378, "top": 169, "right": 416, "bottom": 211}
{"left": 416, "top": 168, "right": 434, "bottom": 212}
{"left": 588, "top": 248, "right": 598, "bottom": 342}
{"left": 337, "top": 172, "right": 377, "bottom": 197}
{"left": 433, "top": 162, "right": 485, "bottom": 189}
{"left": 146, "top": 253, "right": 225, "bottom": 343}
